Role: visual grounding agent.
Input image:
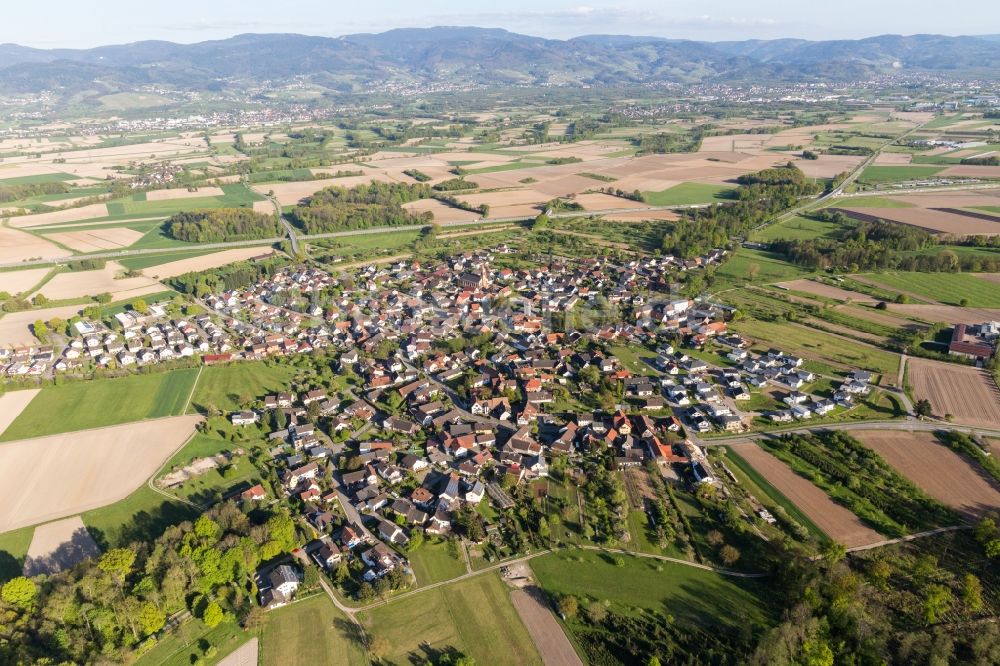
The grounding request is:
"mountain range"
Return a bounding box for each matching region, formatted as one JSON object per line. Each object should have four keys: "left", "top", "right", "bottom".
{"left": 0, "top": 27, "right": 998, "bottom": 95}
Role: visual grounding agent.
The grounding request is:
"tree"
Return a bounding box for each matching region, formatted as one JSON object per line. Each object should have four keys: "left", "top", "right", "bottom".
{"left": 823, "top": 542, "right": 847, "bottom": 566}
{"left": 915, "top": 399, "right": 933, "bottom": 418}
{"left": 558, "top": 595, "right": 579, "bottom": 618}
{"left": 138, "top": 601, "right": 166, "bottom": 636}
{"left": 1, "top": 576, "right": 37, "bottom": 608}
{"left": 962, "top": 573, "right": 984, "bottom": 613}
{"left": 32, "top": 320, "right": 48, "bottom": 342}
{"left": 203, "top": 601, "right": 225, "bottom": 628}
{"left": 94, "top": 292, "right": 113, "bottom": 304}
{"left": 923, "top": 584, "right": 953, "bottom": 624}
{"left": 132, "top": 299, "right": 148, "bottom": 313}
{"left": 99, "top": 547, "right": 136, "bottom": 583}
{"left": 194, "top": 515, "right": 221, "bottom": 540}
{"left": 720, "top": 545, "right": 741, "bottom": 566}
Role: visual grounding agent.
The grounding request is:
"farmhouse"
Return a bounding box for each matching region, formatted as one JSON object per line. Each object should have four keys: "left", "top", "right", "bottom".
{"left": 948, "top": 323, "right": 997, "bottom": 360}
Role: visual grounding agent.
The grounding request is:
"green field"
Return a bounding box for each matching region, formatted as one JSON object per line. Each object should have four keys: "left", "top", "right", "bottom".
{"left": 83, "top": 483, "right": 196, "bottom": 547}
{"left": 136, "top": 619, "right": 250, "bottom": 666}
{"left": 860, "top": 272, "right": 1000, "bottom": 306}
{"left": 732, "top": 318, "right": 900, "bottom": 376}
{"left": 260, "top": 595, "right": 367, "bottom": 666}
{"left": 858, "top": 165, "right": 945, "bottom": 184}
{"left": 358, "top": 574, "right": 542, "bottom": 665}
{"left": 0, "top": 526, "right": 34, "bottom": 582}
{"left": 753, "top": 215, "right": 844, "bottom": 242}
{"left": 643, "top": 182, "right": 737, "bottom": 206}
{"left": 531, "top": 548, "right": 771, "bottom": 628}
{"left": 117, "top": 249, "right": 219, "bottom": 271}
{"left": 105, "top": 184, "right": 264, "bottom": 218}
{"left": 0, "top": 172, "right": 77, "bottom": 185}
{"left": 408, "top": 539, "right": 466, "bottom": 586}
{"left": 0, "top": 368, "right": 199, "bottom": 441}
{"left": 714, "top": 248, "right": 817, "bottom": 287}
{"left": 187, "top": 362, "right": 296, "bottom": 414}
{"left": 824, "top": 196, "right": 915, "bottom": 208}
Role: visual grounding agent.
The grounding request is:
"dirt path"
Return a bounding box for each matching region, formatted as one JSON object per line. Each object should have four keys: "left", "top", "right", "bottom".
{"left": 511, "top": 587, "right": 583, "bottom": 666}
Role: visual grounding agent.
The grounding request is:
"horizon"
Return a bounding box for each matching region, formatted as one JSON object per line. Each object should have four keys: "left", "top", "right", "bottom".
{"left": 2, "top": 0, "right": 998, "bottom": 49}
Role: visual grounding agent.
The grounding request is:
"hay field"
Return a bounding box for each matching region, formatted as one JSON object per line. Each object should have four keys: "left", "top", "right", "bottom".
{"left": 23, "top": 516, "right": 101, "bottom": 576}
{"left": 0, "top": 226, "right": 66, "bottom": 263}
{"left": 145, "top": 186, "right": 225, "bottom": 201}
{"left": 45, "top": 227, "right": 144, "bottom": 252}
{"left": 603, "top": 209, "right": 681, "bottom": 222}
{"left": 853, "top": 431, "right": 1000, "bottom": 518}
{"left": 907, "top": 357, "right": 1000, "bottom": 428}
{"left": 0, "top": 415, "right": 201, "bottom": 532}
{"left": 873, "top": 153, "right": 913, "bottom": 165}
{"left": 0, "top": 303, "right": 84, "bottom": 346}
{"left": 9, "top": 203, "right": 110, "bottom": 229}
{"left": 940, "top": 165, "right": 1000, "bottom": 178}
{"left": 0, "top": 390, "right": 40, "bottom": 437}
{"left": 794, "top": 155, "right": 865, "bottom": 178}
{"left": 403, "top": 199, "right": 481, "bottom": 223}
{"left": 0, "top": 268, "right": 51, "bottom": 296}
{"left": 258, "top": 173, "right": 399, "bottom": 205}
{"left": 777, "top": 279, "right": 877, "bottom": 303}
{"left": 839, "top": 206, "right": 1000, "bottom": 236}
{"left": 144, "top": 247, "right": 277, "bottom": 279}
{"left": 888, "top": 304, "right": 1000, "bottom": 325}
{"left": 33, "top": 261, "right": 163, "bottom": 301}
{"left": 727, "top": 441, "right": 884, "bottom": 548}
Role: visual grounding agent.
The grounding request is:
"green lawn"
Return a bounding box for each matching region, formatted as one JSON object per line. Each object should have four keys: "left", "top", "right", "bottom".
{"left": 187, "top": 362, "right": 296, "bottom": 414}
{"left": 732, "top": 318, "right": 900, "bottom": 376}
{"left": 753, "top": 215, "right": 844, "bottom": 242}
{"left": 408, "top": 539, "right": 466, "bottom": 586}
{"left": 136, "top": 619, "right": 251, "bottom": 666}
{"left": 0, "top": 368, "right": 199, "bottom": 441}
{"left": 531, "top": 548, "right": 771, "bottom": 629}
{"left": 260, "top": 594, "right": 367, "bottom": 666}
{"left": 858, "top": 165, "right": 945, "bottom": 184}
{"left": 358, "top": 574, "right": 542, "bottom": 665}
{"left": 859, "top": 272, "right": 1000, "bottom": 307}
{"left": 82, "top": 483, "right": 197, "bottom": 548}
{"left": 0, "top": 526, "right": 34, "bottom": 582}
{"left": 643, "top": 182, "right": 737, "bottom": 206}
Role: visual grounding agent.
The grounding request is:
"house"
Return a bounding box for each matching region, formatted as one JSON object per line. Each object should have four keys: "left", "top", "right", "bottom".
{"left": 261, "top": 564, "right": 301, "bottom": 607}
{"left": 313, "top": 541, "right": 343, "bottom": 569}
{"left": 378, "top": 519, "right": 409, "bottom": 545}
{"left": 239, "top": 484, "right": 267, "bottom": 502}
{"left": 231, "top": 411, "right": 258, "bottom": 426}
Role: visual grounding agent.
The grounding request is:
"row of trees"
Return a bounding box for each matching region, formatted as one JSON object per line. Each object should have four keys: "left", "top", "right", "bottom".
{"left": 0, "top": 180, "right": 70, "bottom": 203}
{"left": 166, "top": 209, "right": 284, "bottom": 243}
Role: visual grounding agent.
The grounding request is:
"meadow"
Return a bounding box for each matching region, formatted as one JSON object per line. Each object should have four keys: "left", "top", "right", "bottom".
{"left": 407, "top": 539, "right": 466, "bottom": 586}
{"left": 0, "top": 368, "right": 199, "bottom": 441}
{"left": 857, "top": 165, "right": 945, "bottom": 184}
{"left": 187, "top": 362, "right": 297, "bottom": 414}
{"left": 860, "top": 272, "right": 1000, "bottom": 307}
{"left": 259, "top": 595, "right": 367, "bottom": 666}
{"left": 643, "top": 182, "right": 737, "bottom": 206}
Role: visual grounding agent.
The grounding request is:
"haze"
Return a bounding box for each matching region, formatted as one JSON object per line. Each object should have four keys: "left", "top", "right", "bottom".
{"left": 3, "top": 0, "right": 998, "bottom": 48}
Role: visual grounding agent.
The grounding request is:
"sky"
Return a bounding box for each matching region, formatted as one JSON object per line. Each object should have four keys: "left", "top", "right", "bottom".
{"left": 1, "top": 1, "right": 995, "bottom": 49}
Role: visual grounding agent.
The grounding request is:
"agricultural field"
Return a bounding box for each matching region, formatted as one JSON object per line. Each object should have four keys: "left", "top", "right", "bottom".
{"left": 753, "top": 215, "right": 844, "bottom": 242}
{"left": 259, "top": 595, "right": 366, "bottom": 666}
{"left": 726, "top": 442, "right": 882, "bottom": 548}
{"left": 0, "top": 368, "right": 199, "bottom": 440}
{"left": 859, "top": 272, "right": 1000, "bottom": 306}
{"left": 853, "top": 431, "right": 1000, "bottom": 518}
{"left": 642, "top": 182, "right": 737, "bottom": 206}
{"left": 0, "top": 414, "right": 200, "bottom": 532}
{"left": 906, "top": 357, "right": 1000, "bottom": 428}
{"left": 713, "top": 248, "right": 818, "bottom": 287}
{"left": 857, "top": 165, "right": 945, "bottom": 184}
{"left": 358, "top": 573, "right": 542, "bottom": 665}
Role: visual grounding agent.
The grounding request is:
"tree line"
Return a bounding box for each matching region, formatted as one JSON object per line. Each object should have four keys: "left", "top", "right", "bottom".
{"left": 0, "top": 180, "right": 70, "bottom": 203}
{"left": 288, "top": 182, "right": 434, "bottom": 234}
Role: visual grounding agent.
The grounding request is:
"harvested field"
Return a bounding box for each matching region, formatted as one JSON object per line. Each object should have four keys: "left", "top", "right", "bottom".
{"left": 728, "top": 441, "right": 884, "bottom": 548}
{"left": 0, "top": 390, "right": 39, "bottom": 437}
{"left": 403, "top": 198, "right": 480, "bottom": 224}
{"left": 874, "top": 153, "right": 913, "bottom": 165}
{"left": 777, "top": 279, "right": 876, "bottom": 303}
{"left": 23, "top": 515, "right": 101, "bottom": 576}
{"left": 144, "top": 247, "right": 277, "bottom": 279}
{"left": 33, "top": 261, "right": 163, "bottom": 301}
{"left": 853, "top": 430, "right": 1000, "bottom": 518}
{"left": 45, "top": 227, "right": 144, "bottom": 252}
{"left": 511, "top": 587, "right": 583, "bottom": 666}
{"left": 887, "top": 190, "right": 1000, "bottom": 208}
{"left": 144, "top": 186, "right": 225, "bottom": 201}
{"left": 0, "top": 268, "right": 51, "bottom": 296}
{"left": 939, "top": 164, "right": 1000, "bottom": 179}
{"left": 887, "top": 304, "right": 1000, "bottom": 325}
{"left": 835, "top": 206, "right": 1000, "bottom": 236}
{"left": 603, "top": 209, "right": 681, "bottom": 222}
{"left": 573, "top": 192, "right": 650, "bottom": 210}
{"left": 9, "top": 203, "right": 110, "bottom": 228}
{"left": 258, "top": 174, "right": 397, "bottom": 205}
{"left": 0, "top": 415, "right": 201, "bottom": 532}
{"left": 0, "top": 226, "right": 65, "bottom": 263}
{"left": 794, "top": 154, "right": 865, "bottom": 179}
{"left": 0, "top": 303, "right": 84, "bottom": 346}
{"left": 907, "top": 357, "right": 1000, "bottom": 428}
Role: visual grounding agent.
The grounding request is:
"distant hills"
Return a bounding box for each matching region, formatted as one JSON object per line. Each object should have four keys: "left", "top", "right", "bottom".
{"left": 0, "top": 27, "right": 998, "bottom": 95}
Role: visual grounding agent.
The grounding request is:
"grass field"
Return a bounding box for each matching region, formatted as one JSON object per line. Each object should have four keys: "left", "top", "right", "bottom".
{"left": 0, "top": 172, "right": 77, "bottom": 186}
{"left": 82, "top": 482, "right": 196, "bottom": 547}
{"left": 723, "top": 448, "right": 829, "bottom": 542}
{"left": 643, "top": 182, "right": 737, "bottom": 206}
{"left": 358, "top": 574, "right": 542, "bottom": 665}
{"left": 0, "top": 368, "right": 199, "bottom": 441}
{"left": 753, "top": 215, "right": 844, "bottom": 242}
{"left": 0, "top": 525, "right": 34, "bottom": 582}
{"left": 260, "top": 595, "right": 367, "bottom": 666}
{"left": 859, "top": 272, "right": 1000, "bottom": 307}
{"left": 104, "top": 184, "right": 263, "bottom": 218}
{"left": 187, "top": 362, "right": 296, "bottom": 414}
{"left": 407, "top": 539, "right": 466, "bottom": 586}
{"left": 530, "top": 548, "right": 771, "bottom": 628}
{"left": 732, "top": 318, "right": 900, "bottom": 376}
{"left": 117, "top": 249, "right": 219, "bottom": 271}
{"left": 826, "top": 196, "right": 915, "bottom": 208}
{"left": 858, "top": 165, "right": 945, "bottom": 184}
{"left": 714, "top": 248, "right": 817, "bottom": 287}
{"left": 136, "top": 619, "right": 250, "bottom": 666}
